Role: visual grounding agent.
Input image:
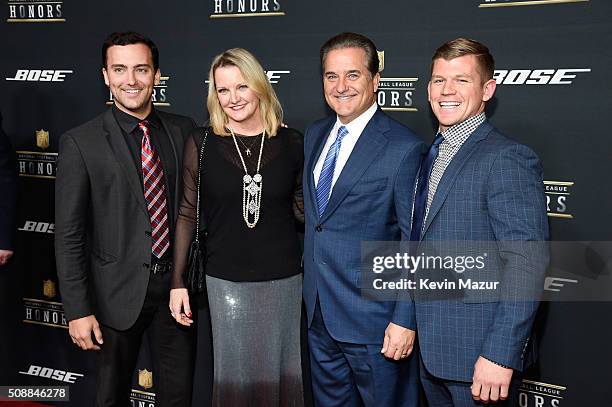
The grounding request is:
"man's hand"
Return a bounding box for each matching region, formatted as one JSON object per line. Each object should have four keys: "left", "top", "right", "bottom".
{"left": 169, "top": 288, "right": 193, "bottom": 326}
{"left": 0, "top": 249, "right": 14, "bottom": 266}
{"left": 380, "top": 322, "right": 415, "bottom": 360}
{"left": 68, "top": 315, "right": 103, "bottom": 351}
{"left": 472, "top": 356, "right": 513, "bottom": 403}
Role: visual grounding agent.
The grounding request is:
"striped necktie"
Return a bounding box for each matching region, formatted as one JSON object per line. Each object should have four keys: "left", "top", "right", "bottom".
{"left": 316, "top": 125, "right": 349, "bottom": 216}
{"left": 138, "top": 121, "right": 170, "bottom": 258}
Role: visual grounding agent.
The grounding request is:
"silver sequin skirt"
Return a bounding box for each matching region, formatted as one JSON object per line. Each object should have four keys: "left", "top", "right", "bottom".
{"left": 206, "top": 274, "right": 304, "bottom": 406}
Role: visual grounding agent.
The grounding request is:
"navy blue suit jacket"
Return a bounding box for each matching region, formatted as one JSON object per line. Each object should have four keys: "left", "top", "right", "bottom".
{"left": 303, "top": 109, "right": 424, "bottom": 344}
{"left": 415, "top": 120, "right": 549, "bottom": 382}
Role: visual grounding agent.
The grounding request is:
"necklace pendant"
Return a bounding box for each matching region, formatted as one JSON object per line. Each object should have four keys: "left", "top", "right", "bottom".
{"left": 229, "top": 126, "right": 266, "bottom": 228}
{"left": 244, "top": 180, "right": 261, "bottom": 195}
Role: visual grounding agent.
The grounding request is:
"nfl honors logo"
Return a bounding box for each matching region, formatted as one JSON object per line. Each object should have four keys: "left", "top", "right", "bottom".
{"left": 544, "top": 181, "right": 574, "bottom": 219}
{"left": 518, "top": 379, "right": 566, "bottom": 406}
{"left": 376, "top": 50, "right": 419, "bottom": 112}
{"left": 23, "top": 292, "right": 68, "bottom": 329}
{"left": 6, "top": 0, "right": 65, "bottom": 22}
{"left": 210, "top": 0, "right": 284, "bottom": 18}
{"left": 132, "top": 369, "right": 157, "bottom": 405}
{"left": 107, "top": 75, "right": 170, "bottom": 107}
{"left": 139, "top": 369, "right": 153, "bottom": 390}
{"left": 16, "top": 130, "right": 58, "bottom": 179}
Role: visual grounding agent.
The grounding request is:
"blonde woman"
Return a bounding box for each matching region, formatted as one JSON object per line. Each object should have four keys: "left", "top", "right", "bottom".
{"left": 170, "top": 48, "right": 304, "bottom": 406}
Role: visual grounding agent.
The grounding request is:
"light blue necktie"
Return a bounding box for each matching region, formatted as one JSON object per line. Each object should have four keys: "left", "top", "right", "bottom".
{"left": 316, "top": 125, "right": 349, "bottom": 216}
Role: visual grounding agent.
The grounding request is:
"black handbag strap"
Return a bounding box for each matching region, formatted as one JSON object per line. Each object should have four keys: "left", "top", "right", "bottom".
{"left": 194, "top": 128, "right": 209, "bottom": 243}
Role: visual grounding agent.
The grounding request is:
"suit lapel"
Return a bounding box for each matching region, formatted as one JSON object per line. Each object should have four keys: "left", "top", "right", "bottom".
{"left": 306, "top": 118, "right": 334, "bottom": 219}
{"left": 102, "top": 109, "right": 148, "bottom": 216}
{"left": 421, "top": 121, "right": 493, "bottom": 238}
{"left": 319, "top": 109, "right": 388, "bottom": 223}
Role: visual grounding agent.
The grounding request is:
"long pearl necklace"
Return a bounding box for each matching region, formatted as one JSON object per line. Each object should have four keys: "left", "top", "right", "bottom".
{"left": 229, "top": 127, "right": 265, "bottom": 228}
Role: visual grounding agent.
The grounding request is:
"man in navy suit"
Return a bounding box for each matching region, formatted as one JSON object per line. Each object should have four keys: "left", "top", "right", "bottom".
{"left": 303, "top": 32, "right": 424, "bottom": 406}
{"left": 414, "top": 38, "right": 549, "bottom": 406}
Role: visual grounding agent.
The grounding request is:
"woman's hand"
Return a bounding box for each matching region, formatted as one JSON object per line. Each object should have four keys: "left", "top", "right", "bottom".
{"left": 169, "top": 288, "right": 194, "bottom": 326}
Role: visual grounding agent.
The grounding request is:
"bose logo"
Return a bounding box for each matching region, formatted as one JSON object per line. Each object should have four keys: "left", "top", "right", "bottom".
{"left": 205, "top": 70, "right": 290, "bottom": 86}
{"left": 493, "top": 69, "right": 591, "bottom": 85}
{"left": 544, "top": 277, "right": 578, "bottom": 292}
{"left": 265, "top": 70, "right": 290, "bottom": 84}
{"left": 18, "top": 221, "right": 55, "bottom": 234}
{"left": 19, "top": 365, "right": 84, "bottom": 383}
{"left": 6, "top": 69, "right": 73, "bottom": 82}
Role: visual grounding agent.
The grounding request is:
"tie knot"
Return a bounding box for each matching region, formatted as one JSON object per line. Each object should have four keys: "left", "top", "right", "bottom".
{"left": 337, "top": 125, "right": 349, "bottom": 141}
{"left": 138, "top": 120, "right": 149, "bottom": 132}
{"left": 432, "top": 132, "right": 444, "bottom": 147}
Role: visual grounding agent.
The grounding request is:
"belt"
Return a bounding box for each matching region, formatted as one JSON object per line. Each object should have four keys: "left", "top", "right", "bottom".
{"left": 150, "top": 261, "right": 172, "bottom": 275}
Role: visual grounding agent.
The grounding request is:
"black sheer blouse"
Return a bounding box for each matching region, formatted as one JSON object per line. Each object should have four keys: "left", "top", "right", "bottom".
{"left": 172, "top": 126, "right": 304, "bottom": 287}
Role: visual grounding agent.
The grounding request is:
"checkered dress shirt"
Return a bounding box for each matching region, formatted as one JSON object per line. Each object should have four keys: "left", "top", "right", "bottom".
{"left": 425, "top": 113, "right": 486, "bottom": 221}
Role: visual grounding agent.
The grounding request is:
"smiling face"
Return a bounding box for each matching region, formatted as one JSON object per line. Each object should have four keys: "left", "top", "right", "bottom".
{"left": 102, "top": 43, "right": 159, "bottom": 120}
{"left": 323, "top": 47, "right": 379, "bottom": 124}
{"left": 214, "top": 64, "right": 262, "bottom": 131}
{"left": 428, "top": 54, "right": 496, "bottom": 132}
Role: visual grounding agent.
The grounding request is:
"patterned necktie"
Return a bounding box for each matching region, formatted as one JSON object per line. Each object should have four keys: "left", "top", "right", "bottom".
{"left": 138, "top": 121, "right": 170, "bottom": 258}
{"left": 316, "top": 125, "right": 349, "bottom": 216}
{"left": 410, "top": 133, "right": 444, "bottom": 241}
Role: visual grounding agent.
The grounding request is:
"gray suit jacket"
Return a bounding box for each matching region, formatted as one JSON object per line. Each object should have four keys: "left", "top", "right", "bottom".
{"left": 55, "top": 108, "right": 195, "bottom": 330}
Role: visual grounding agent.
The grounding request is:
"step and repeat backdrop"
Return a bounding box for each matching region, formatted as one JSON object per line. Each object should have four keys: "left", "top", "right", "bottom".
{"left": 1, "top": 0, "right": 611, "bottom": 406}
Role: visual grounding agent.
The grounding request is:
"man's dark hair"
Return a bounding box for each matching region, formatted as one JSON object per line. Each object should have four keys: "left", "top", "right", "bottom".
{"left": 320, "top": 32, "right": 379, "bottom": 77}
{"left": 102, "top": 31, "right": 159, "bottom": 71}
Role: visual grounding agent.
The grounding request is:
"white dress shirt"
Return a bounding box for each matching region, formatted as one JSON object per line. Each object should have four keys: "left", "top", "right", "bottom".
{"left": 313, "top": 102, "right": 378, "bottom": 189}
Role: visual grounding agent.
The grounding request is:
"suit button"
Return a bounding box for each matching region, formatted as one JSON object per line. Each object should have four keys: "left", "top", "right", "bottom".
{"left": 143, "top": 263, "right": 149, "bottom": 269}
{"left": 315, "top": 225, "right": 322, "bottom": 232}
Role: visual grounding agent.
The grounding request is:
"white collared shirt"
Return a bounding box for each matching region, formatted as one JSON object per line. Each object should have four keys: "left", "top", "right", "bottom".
{"left": 313, "top": 102, "right": 378, "bottom": 188}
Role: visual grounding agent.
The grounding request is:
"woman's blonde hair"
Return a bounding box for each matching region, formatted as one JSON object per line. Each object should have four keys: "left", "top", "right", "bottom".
{"left": 207, "top": 48, "right": 283, "bottom": 137}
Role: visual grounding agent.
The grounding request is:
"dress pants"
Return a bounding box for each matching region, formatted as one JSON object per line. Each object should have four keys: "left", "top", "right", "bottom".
{"left": 95, "top": 269, "right": 195, "bottom": 407}
{"left": 308, "top": 299, "right": 419, "bottom": 407}
{"left": 420, "top": 359, "right": 520, "bottom": 407}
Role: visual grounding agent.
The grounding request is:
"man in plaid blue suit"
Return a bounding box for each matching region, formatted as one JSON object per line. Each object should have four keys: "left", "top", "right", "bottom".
{"left": 414, "top": 38, "right": 549, "bottom": 406}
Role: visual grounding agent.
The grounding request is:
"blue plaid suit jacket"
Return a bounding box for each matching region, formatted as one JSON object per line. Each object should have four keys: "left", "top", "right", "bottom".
{"left": 416, "top": 120, "right": 549, "bottom": 382}
{"left": 303, "top": 109, "right": 424, "bottom": 344}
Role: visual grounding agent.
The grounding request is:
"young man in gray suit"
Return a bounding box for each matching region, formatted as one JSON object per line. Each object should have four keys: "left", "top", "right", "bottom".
{"left": 55, "top": 32, "right": 196, "bottom": 406}
{"left": 302, "top": 32, "right": 424, "bottom": 406}
{"left": 414, "top": 38, "right": 549, "bottom": 406}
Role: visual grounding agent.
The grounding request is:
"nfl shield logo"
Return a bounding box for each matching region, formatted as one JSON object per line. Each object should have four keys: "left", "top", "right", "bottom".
{"left": 36, "top": 129, "right": 50, "bottom": 150}
{"left": 43, "top": 279, "right": 56, "bottom": 298}
{"left": 138, "top": 369, "right": 153, "bottom": 389}
{"left": 377, "top": 50, "right": 385, "bottom": 73}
